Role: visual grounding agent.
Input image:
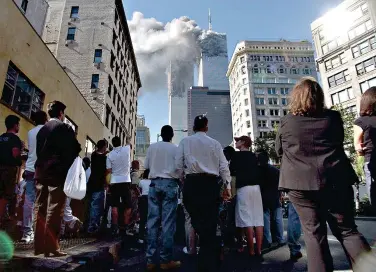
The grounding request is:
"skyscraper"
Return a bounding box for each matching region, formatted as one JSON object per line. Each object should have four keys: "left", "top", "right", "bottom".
{"left": 135, "top": 115, "right": 150, "bottom": 168}
{"left": 43, "top": 0, "right": 141, "bottom": 154}
{"left": 311, "top": 0, "right": 376, "bottom": 112}
{"left": 188, "top": 87, "right": 232, "bottom": 147}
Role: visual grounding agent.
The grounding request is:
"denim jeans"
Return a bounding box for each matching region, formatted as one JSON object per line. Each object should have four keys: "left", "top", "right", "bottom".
{"left": 263, "top": 206, "right": 284, "bottom": 245}
{"left": 146, "top": 178, "right": 178, "bottom": 264}
{"left": 88, "top": 191, "right": 105, "bottom": 232}
{"left": 287, "top": 202, "right": 302, "bottom": 255}
{"left": 23, "top": 179, "right": 36, "bottom": 236}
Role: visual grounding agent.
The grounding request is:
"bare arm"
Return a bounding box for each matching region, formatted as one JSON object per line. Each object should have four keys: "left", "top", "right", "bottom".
{"left": 175, "top": 141, "right": 184, "bottom": 179}
{"left": 354, "top": 125, "right": 365, "bottom": 156}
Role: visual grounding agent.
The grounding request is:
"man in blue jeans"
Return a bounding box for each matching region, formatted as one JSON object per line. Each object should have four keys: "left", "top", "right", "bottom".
{"left": 22, "top": 111, "right": 47, "bottom": 243}
{"left": 287, "top": 201, "right": 303, "bottom": 261}
{"left": 144, "top": 125, "right": 181, "bottom": 271}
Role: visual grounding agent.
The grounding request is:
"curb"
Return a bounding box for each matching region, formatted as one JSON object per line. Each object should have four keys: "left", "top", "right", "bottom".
{"left": 355, "top": 216, "right": 376, "bottom": 222}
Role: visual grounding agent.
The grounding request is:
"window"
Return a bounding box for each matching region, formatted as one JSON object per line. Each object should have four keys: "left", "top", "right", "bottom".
{"left": 241, "top": 66, "right": 246, "bottom": 75}
{"left": 290, "top": 66, "right": 299, "bottom": 74}
{"left": 266, "top": 65, "right": 272, "bottom": 74}
{"left": 281, "top": 98, "right": 288, "bottom": 105}
{"left": 360, "top": 76, "right": 376, "bottom": 93}
{"left": 325, "top": 53, "right": 347, "bottom": 71}
{"left": 256, "top": 109, "right": 265, "bottom": 116}
{"left": 258, "top": 120, "right": 267, "bottom": 127}
{"left": 283, "top": 109, "right": 288, "bottom": 115}
{"left": 243, "top": 88, "right": 247, "bottom": 95}
{"left": 278, "top": 65, "right": 285, "bottom": 74}
{"left": 1, "top": 63, "right": 45, "bottom": 120}
{"left": 303, "top": 67, "right": 311, "bottom": 75}
{"left": 268, "top": 88, "right": 277, "bottom": 95}
{"left": 70, "top": 6, "right": 79, "bottom": 18}
{"left": 94, "top": 49, "right": 102, "bottom": 63}
{"left": 240, "top": 56, "right": 245, "bottom": 63}
{"left": 356, "top": 57, "right": 376, "bottom": 76}
{"left": 328, "top": 70, "right": 351, "bottom": 88}
{"left": 105, "top": 105, "right": 111, "bottom": 128}
{"left": 259, "top": 131, "right": 268, "bottom": 138}
{"left": 242, "top": 78, "right": 247, "bottom": 84}
{"left": 271, "top": 120, "right": 280, "bottom": 127}
{"left": 244, "top": 99, "right": 249, "bottom": 106}
{"left": 246, "top": 121, "right": 251, "bottom": 128}
{"left": 245, "top": 109, "right": 250, "bottom": 117}
{"left": 252, "top": 64, "right": 259, "bottom": 73}
{"left": 21, "top": 0, "right": 28, "bottom": 12}
{"left": 255, "top": 97, "right": 265, "bottom": 105}
{"left": 108, "top": 75, "right": 113, "bottom": 96}
{"left": 268, "top": 98, "right": 278, "bottom": 105}
{"left": 254, "top": 88, "right": 264, "bottom": 95}
{"left": 91, "top": 74, "right": 99, "bottom": 89}
{"left": 280, "top": 88, "right": 289, "bottom": 95}
{"left": 67, "top": 27, "right": 76, "bottom": 40}
{"left": 270, "top": 109, "right": 279, "bottom": 116}
{"left": 111, "top": 113, "right": 115, "bottom": 134}
{"left": 348, "top": 20, "right": 373, "bottom": 40}
{"left": 331, "top": 87, "right": 355, "bottom": 105}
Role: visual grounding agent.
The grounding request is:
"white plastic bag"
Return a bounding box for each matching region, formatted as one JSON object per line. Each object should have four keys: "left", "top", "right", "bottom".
{"left": 64, "top": 157, "right": 86, "bottom": 200}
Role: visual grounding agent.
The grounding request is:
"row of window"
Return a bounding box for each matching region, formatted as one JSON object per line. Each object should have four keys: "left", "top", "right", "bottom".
{"left": 328, "top": 69, "right": 351, "bottom": 88}
{"left": 331, "top": 87, "right": 355, "bottom": 105}
{"left": 256, "top": 120, "right": 280, "bottom": 128}
{"left": 356, "top": 56, "right": 376, "bottom": 76}
{"left": 104, "top": 105, "right": 129, "bottom": 143}
{"left": 255, "top": 97, "right": 289, "bottom": 105}
{"left": 243, "top": 55, "right": 313, "bottom": 63}
{"left": 256, "top": 109, "right": 288, "bottom": 116}
{"left": 250, "top": 64, "right": 311, "bottom": 75}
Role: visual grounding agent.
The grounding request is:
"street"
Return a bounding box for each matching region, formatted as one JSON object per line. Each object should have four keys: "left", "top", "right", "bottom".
{"left": 115, "top": 219, "right": 376, "bottom": 272}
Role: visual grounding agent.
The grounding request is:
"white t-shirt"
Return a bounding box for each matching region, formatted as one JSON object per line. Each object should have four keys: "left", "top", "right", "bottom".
{"left": 139, "top": 179, "right": 151, "bottom": 196}
{"left": 25, "top": 125, "right": 44, "bottom": 172}
{"left": 106, "top": 145, "right": 131, "bottom": 184}
{"left": 144, "top": 141, "right": 180, "bottom": 179}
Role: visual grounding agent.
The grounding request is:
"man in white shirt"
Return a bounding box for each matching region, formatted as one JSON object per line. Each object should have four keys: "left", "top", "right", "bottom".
{"left": 176, "top": 115, "right": 231, "bottom": 272}
{"left": 144, "top": 125, "right": 181, "bottom": 271}
{"left": 106, "top": 136, "right": 131, "bottom": 235}
{"left": 21, "top": 111, "right": 47, "bottom": 243}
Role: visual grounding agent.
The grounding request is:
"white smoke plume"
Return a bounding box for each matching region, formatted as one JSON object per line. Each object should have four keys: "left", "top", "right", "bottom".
{"left": 128, "top": 12, "right": 227, "bottom": 92}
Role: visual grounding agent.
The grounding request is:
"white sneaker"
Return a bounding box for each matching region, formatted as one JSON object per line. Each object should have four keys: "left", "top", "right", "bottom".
{"left": 21, "top": 234, "right": 34, "bottom": 243}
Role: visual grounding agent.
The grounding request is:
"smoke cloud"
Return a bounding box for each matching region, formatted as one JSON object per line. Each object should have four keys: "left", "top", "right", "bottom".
{"left": 128, "top": 12, "right": 227, "bottom": 92}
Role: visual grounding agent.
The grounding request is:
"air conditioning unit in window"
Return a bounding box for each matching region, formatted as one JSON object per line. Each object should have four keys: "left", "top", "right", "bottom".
{"left": 72, "top": 17, "right": 79, "bottom": 22}
{"left": 91, "top": 88, "right": 99, "bottom": 94}
{"left": 94, "top": 62, "right": 102, "bottom": 69}
{"left": 65, "top": 40, "right": 74, "bottom": 46}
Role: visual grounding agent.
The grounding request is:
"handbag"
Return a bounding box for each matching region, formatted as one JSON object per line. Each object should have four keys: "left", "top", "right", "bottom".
{"left": 64, "top": 157, "right": 86, "bottom": 200}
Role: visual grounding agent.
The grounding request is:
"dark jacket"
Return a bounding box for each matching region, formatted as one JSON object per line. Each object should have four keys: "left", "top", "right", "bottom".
{"left": 260, "top": 165, "right": 281, "bottom": 210}
{"left": 35, "top": 119, "right": 81, "bottom": 185}
{"left": 230, "top": 151, "right": 260, "bottom": 189}
{"left": 87, "top": 151, "right": 107, "bottom": 193}
{"left": 276, "top": 110, "right": 358, "bottom": 191}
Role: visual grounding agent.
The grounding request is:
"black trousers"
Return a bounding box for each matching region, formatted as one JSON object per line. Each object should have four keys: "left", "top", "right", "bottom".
{"left": 138, "top": 195, "right": 148, "bottom": 239}
{"left": 33, "top": 181, "right": 66, "bottom": 254}
{"left": 288, "top": 184, "right": 371, "bottom": 272}
{"left": 183, "top": 175, "right": 221, "bottom": 272}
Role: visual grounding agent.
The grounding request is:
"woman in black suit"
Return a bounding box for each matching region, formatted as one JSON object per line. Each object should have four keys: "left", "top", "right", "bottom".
{"left": 275, "top": 78, "right": 370, "bottom": 271}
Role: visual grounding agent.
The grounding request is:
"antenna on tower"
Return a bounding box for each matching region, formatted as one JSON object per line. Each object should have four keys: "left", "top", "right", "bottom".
{"left": 208, "top": 8, "right": 212, "bottom": 31}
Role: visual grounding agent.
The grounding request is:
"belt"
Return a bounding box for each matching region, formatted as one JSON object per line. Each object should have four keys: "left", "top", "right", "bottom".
{"left": 151, "top": 177, "right": 178, "bottom": 180}
{"left": 186, "top": 173, "right": 218, "bottom": 178}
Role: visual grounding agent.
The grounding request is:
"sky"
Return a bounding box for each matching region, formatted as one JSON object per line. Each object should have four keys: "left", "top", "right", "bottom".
{"left": 123, "top": 0, "right": 344, "bottom": 142}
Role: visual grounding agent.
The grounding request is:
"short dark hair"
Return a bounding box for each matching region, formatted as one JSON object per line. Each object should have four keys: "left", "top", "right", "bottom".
{"left": 47, "top": 100, "right": 66, "bottom": 118}
{"left": 5, "top": 115, "right": 20, "bottom": 130}
{"left": 96, "top": 139, "right": 107, "bottom": 150}
{"left": 360, "top": 87, "right": 376, "bottom": 116}
{"left": 255, "top": 149, "right": 269, "bottom": 166}
{"left": 223, "top": 146, "right": 235, "bottom": 161}
{"left": 33, "top": 111, "right": 47, "bottom": 125}
{"left": 111, "top": 136, "right": 121, "bottom": 147}
{"left": 193, "top": 115, "right": 208, "bottom": 132}
{"left": 161, "top": 125, "right": 174, "bottom": 142}
{"left": 142, "top": 169, "right": 150, "bottom": 179}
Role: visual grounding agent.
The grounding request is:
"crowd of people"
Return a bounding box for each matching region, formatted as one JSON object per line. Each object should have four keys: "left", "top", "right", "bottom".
{"left": 0, "top": 78, "right": 375, "bottom": 271}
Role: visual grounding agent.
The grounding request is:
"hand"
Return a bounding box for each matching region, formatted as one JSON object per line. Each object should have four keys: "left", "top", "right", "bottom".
{"left": 222, "top": 189, "right": 232, "bottom": 201}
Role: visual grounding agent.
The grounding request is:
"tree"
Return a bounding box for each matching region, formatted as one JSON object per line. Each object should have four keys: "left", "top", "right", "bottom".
{"left": 253, "top": 125, "right": 280, "bottom": 164}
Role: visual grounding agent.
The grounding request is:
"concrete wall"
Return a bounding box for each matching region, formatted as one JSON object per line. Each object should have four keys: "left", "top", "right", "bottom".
{"left": 0, "top": 0, "right": 104, "bottom": 155}
{"left": 14, "top": 0, "right": 49, "bottom": 37}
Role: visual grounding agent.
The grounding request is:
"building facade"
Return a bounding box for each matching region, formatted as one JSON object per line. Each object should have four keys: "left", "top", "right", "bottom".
{"left": 188, "top": 87, "right": 232, "bottom": 147}
{"left": 135, "top": 115, "right": 150, "bottom": 168}
{"left": 168, "top": 61, "right": 194, "bottom": 145}
{"left": 227, "top": 40, "right": 317, "bottom": 140}
{"left": 311, "top": 0, "right": 376, "bottom": 111}
{"left": 43, "top": 0, "right": 141, "bottom": 153}
{"left": 0, "top": 0, "right": 104, "bottom": 161}
{"left": 14, "top": 0, "right": 49, "bottom": 36}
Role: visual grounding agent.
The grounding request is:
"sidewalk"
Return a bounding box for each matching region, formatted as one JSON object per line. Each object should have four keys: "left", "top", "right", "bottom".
{"left": 1, "top": 236, "right": 123, "bottom": 271}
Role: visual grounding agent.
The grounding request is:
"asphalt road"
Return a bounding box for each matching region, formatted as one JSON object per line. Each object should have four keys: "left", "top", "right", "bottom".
{"left": 115, "top": 219, "right": 376, "bottom": 272}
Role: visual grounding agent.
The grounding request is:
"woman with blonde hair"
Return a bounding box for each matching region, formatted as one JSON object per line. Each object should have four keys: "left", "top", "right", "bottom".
{"left": 276, "top": 77, "right": 370, "bottom": 271}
